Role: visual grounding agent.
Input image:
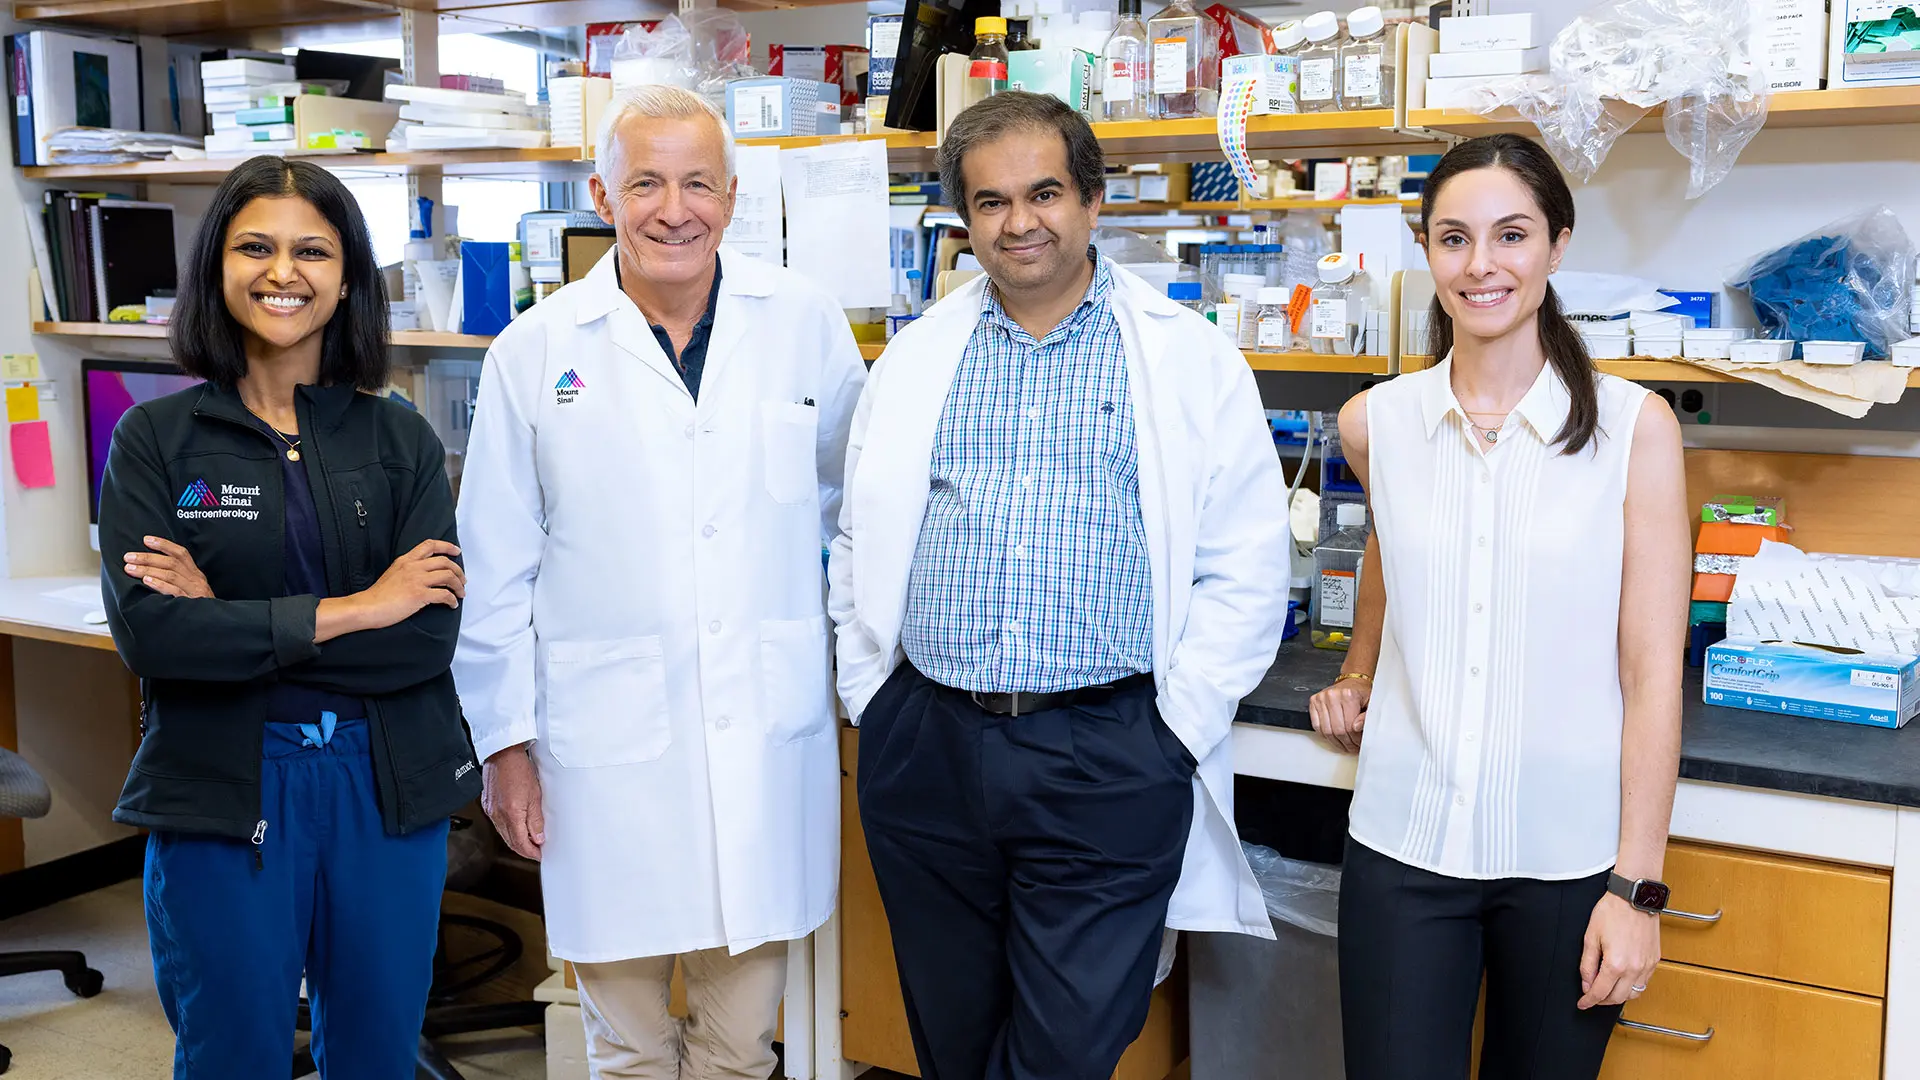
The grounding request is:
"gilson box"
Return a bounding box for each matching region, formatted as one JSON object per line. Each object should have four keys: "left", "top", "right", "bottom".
{"left": 1705, "top": 640, "right": 1920, "bottom": 729}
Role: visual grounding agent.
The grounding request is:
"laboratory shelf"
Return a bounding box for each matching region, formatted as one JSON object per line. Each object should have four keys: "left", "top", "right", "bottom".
{"left": 1407, "top": 85, "right": 1920, "bottom": 139}
{"left": 1090, "top": 111, "right": 1431, "bottom": 165}
{"left": 858, "top": 342, "right": 886, "bottom": 361}
{"left": 1599, "top": 357, "right": 1920, "bottom": 386}
{"left": 34, "top": 322, "right": 494, "bottom": 349}
{"left": 1246, "top": 352, "right": 1392, "bottom": 374}
{"left": 21, "top": 146, "right": 596, "bottom": 184}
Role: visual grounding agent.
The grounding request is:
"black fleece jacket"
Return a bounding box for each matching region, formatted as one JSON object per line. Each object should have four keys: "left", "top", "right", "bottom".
{"left": 99, "top": 380, "right": 481, "bottom": 839}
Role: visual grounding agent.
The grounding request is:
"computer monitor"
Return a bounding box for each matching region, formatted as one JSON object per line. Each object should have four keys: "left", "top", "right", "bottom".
{"left": 82, "top": 359, "right": 203, "bottom": 551}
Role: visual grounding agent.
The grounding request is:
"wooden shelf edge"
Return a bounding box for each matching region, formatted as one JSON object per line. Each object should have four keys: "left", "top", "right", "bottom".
{"left": 1598, "top": 357, "right": 1920, "bottom": 387}
{"left": 36, "top": 322, "right": 494, "bottom": 348}
{"left": 1244, "top": 352, "right": 1391, "bottom": 374}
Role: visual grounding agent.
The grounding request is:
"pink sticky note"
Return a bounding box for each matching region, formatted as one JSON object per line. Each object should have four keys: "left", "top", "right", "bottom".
{"left": 10, "top": 420, "right": 55, "bottom": 488}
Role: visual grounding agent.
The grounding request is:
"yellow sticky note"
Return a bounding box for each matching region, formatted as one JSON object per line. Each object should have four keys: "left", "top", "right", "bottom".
{"left": 1, "top": 354, "right": 40, "bottom": 381}
{"left": 6, "top": 385, "right": 40, "bottom": 423}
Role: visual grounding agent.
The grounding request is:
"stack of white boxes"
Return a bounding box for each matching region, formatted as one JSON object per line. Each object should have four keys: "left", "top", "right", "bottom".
{"left": 1751, "top": 0, "right": 1828, "bottom": 92}
{"left": 1425, "top": 14, "right": 1541, "bottom": 110}
{"left": 202, "top": 59, "right": 305, "bottom": 156}
{"left": 383, "top": 83, "right": 549, "bottom": 152}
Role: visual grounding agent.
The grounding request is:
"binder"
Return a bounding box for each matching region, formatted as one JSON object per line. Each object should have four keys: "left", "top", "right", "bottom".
{"left": 7, "top": 33, "right": 34, "bottom": 166}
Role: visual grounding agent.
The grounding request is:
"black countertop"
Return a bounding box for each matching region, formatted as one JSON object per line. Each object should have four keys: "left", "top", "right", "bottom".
{"left": 1236, "top": 634, "right": 1920, "bottom": 809}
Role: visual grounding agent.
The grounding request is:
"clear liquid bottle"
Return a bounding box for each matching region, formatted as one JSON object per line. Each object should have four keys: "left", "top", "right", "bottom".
{"left": 1340, "top": 5, "right": 1394, "bottom": 111}
{"left": 1312, "top": 502, "right": 1368, "bottom": 650}
{"left": 1297, "top": 10, "right": 1344, "bottom": 114}
{"left": 963, "top": 17, "right": 1010, "bottom": 110}
{"left": 1102, "top": 0, "right": 1153, "bottom": 121}
{"left": 1254, "top": 286, "right": 1292, "bottom": 354}
{"left": 1271, "top": 19, "right": 1306, "bottom": 113}
{"left": 1167, "top": 280, "right": 1205, "bottom": 312}
{"left": 1310, "top": 251, "right": 1366, "bottom": 355}
{"left": 1148, "top": 0, "right": 1219, "bottom": 120}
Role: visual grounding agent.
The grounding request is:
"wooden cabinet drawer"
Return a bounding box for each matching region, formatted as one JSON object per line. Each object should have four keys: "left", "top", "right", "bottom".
{"left": 1660, "top": 840, "right": 1889, "bottom": 995}
{"left": 1598, "top": 961, "right": 1881, "bottom": 1080}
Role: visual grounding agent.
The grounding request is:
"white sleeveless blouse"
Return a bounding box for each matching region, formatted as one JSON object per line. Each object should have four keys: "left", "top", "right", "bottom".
{"left": 1350, "top": 357, "right": 1650, "bottom": 879}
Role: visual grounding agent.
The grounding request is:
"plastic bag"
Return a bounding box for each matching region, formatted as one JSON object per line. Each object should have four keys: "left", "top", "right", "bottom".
{"left": 1464, "top": 0, "right": 1768, "bottom": 198}
{"left": 1549, "top": 271, "right": 1673, "bottom": 318}
{"left": 1243, "top": 842, "right": 1341, "bottom": 938}
{"left": 611, "top": 11, "right": 757, "bottom": 101}
{"left": 1725, "top": 206, "right": 1917, "bottom": 359}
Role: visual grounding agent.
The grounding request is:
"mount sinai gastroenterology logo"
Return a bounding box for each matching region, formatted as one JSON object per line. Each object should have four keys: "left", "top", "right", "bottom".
{"left": 555, "top": 369, "right": 584, "bottom": 405}
{"left": 174, "top": 478, "right": 263, "bottom": 522}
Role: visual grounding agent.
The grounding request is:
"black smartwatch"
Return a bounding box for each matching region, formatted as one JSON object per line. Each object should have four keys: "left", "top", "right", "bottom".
{"left": 1607, "top": 872, "right": 1671, "bottom": 914}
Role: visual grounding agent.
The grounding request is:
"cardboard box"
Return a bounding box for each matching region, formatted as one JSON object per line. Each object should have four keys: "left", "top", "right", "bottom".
{"left": 1437, "top": 13, "right": 1537, "bottom": 52}
{"left": 1658, "top": 289, "right": 1717, "bottom": 328}
{"left": 1705, "top": 640, "right": 1920, "bottom": 728}
{"left": 1427, "top": 47, "right": 1545, "bottom": 78}
{"left": 1009, "top": 48, "right": 1095, "bottom": 113}
{"left": 770, "top": 44, "right": 870, "bottom": 108}
{"left": 1827, "top": 0, "right": 1920, "bottom": 89}
{"left": 1751, "top": 0, "right": 1829, "bottom": 91}
{"left": 1127, "top": 163, "right": 1192, "bottom": 203}
{"left": 868, "top": 14, "right": 904, "bottom": 97}
{"left": 725, "top": 77, "right": 841, "bottom": 137}
{"left": 1221, "top": 53, "right": 1299, "bottom": 114}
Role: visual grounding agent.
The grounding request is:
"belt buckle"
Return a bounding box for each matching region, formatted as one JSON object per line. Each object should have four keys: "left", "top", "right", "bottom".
{"left": 971, "top": 690, "right": 1019, "bottom": 717}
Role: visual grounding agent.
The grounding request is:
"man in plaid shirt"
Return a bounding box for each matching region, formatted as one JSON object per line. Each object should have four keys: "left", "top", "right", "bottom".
{"left": 829, "top": 92, "right": 1292, "bottom": 1080}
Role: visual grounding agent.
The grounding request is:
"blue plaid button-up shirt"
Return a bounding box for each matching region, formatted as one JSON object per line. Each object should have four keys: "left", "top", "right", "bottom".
{"left": 900, "top": 254, "right": 1153, "bottom": 694}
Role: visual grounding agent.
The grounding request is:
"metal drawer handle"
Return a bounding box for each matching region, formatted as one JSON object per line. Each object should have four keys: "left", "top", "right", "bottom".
{"left": 1617, "top": 1018, "right": 1716, "bottom": 1043}
{"left": 1661, "top": 905, "right": 1724, "bottom": 924}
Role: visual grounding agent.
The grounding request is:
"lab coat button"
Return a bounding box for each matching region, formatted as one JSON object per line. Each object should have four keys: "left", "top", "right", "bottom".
{"left": 684, "top": 424, "right": 695, "bottom": 439}
{"left": 1477, "top": 536, "right": 1488, "bottom": 547}
{"left": 708, "top": 621, "right": 722, "bottom": 634}
{"left": 716, "top": 717, "right": 732, "bottom": 731}
{"left": 1456, "top": 794, "right": 1467, "bottom": 806}
{"left": 702, "top": 525, "right": 717, "bottom": 538}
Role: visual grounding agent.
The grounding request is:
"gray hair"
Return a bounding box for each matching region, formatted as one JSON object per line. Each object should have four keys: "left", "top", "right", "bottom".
{"left": 595, "top": 84, "right": 736, "bottom": 183}
{"left": 938, "top": 91, "right": 1105, "bottom": 225}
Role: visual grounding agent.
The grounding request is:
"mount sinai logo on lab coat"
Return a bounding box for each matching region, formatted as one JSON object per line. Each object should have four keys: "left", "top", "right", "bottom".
{"left": 555, "top": 369, "right": 585, "bottom": 405}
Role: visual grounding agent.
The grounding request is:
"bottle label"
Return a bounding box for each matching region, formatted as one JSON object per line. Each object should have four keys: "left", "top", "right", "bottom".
{"left": 1257, "top": 315, "right": 1291, "bottom": 348}
{"left": 1106, "top": 58, "right": 1143, "bottom": 103}
{"left": 1319, "top": 569, "right": 1356, "bottom": 629}
{"left": 1312, "top": 298, "right": 1348, "bottom": 339}
{"left": 1300, "top": 57, "right": 1335, "bottom": 101}
{"left": 1345, "top": 53, "right": 1381, "bottom": 99}
{"left": 1152, "top": 38, "right": 1189, "bottom": 95}
{"left": 968, "top": 59, "right": 1008, "bottom": 81}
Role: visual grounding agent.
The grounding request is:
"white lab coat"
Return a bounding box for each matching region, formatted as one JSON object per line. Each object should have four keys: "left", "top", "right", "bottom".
{"left": 454, "top": 247, "right": 866, "bottom": 962}
{"left": 828, "top": 263, "right": 1289, "bottom": 939}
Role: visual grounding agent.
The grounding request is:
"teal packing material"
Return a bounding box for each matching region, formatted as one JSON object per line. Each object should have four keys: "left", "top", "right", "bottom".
{"left": 1705, "top": 640, "right": 1920, "bottom": 728}
{"left": 461, "top": 242, "right": 513, "bottom": 336}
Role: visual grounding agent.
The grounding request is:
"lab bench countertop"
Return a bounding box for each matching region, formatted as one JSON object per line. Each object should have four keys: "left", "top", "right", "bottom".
{"left": 1237, "top": 634, "right": 1920, "bottom": 809}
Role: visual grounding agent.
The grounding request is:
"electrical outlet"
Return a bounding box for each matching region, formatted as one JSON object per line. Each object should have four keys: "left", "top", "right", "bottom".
{"left": 1640, "top": 382, "right": 1719, "bottom": 425}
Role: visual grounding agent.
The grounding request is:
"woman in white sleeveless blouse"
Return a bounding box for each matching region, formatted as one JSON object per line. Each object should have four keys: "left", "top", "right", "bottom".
{"left": 1309, "top": 135, "right": 1691, "bottom": 1080}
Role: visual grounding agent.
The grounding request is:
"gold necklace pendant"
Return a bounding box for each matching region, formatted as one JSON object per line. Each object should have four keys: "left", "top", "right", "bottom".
{"left": 285, "top": 448, "right": 301, "bottom": 462}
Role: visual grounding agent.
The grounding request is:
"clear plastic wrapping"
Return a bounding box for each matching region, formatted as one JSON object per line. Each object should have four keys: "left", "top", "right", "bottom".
{"left": 1243, "top": 843, "right": 1341, "bottom": 938}
{"left": 611, "top": 12, "right": 757, "bottom": 102}
{"left": 1462, "top": 0, "right": 1769, "bottom": 198}
{"left": 1726, "top": 206, "right": 1918, "bottom": 360}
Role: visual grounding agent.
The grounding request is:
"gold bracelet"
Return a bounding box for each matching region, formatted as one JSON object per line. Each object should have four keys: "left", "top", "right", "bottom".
{"left": 1334, "top": 672, "right": 1374, "bottom": 685}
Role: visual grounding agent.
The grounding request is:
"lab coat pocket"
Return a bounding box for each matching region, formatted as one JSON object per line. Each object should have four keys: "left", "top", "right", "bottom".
{"left": 759, "top": 616, "right": 834, "bottom": 745}
{"left": 760, "top": 401, "right": 819, "bottom": 506}
{"left": 544, "top": 637, "right": 672, "bottom": 767}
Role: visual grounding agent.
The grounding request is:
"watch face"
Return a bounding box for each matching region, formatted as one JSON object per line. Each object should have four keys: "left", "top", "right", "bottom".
{"left": 1632, "top": 879, "right": 1671, "bottom": 911}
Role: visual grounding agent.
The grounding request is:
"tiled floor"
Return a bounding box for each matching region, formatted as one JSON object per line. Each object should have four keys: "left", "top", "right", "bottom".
{"left": 0, "top": 880, "right": 546, "bottom": 1080}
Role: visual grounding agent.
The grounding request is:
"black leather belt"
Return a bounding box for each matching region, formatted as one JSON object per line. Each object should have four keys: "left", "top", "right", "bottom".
{"left": 959, "top": 672, "right": 1154, "bottom": 717}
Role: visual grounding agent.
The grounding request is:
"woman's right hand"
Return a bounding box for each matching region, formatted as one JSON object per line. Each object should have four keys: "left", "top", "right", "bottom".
{"left": 1309, "top": 676, "right": 1371, "bottom": 754}
{"left": 352, "top": 539, "right": 465, "bottom": 630}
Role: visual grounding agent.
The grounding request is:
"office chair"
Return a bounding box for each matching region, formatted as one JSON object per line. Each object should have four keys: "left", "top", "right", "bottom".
{"left": 291, "top": 816, "right": 546, "bottom": 1079}
{"left": 0, "top": 747, "right": 106, "bottom": 1076}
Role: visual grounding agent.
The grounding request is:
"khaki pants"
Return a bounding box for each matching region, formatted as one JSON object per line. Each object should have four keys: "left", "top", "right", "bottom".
{"left": 575, "top": 942, "right": 788, "bottom": 1080}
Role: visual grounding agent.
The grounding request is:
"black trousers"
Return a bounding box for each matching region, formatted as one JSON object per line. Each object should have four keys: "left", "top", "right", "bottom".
{"left": 1338, "top": 837, "right": 1624, "bottom": 1080}
{"left": 856, "top": 663, "right": 1195, "bottom": 1080}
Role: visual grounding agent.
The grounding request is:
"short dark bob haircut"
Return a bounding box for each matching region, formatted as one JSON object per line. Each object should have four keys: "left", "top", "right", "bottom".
{"left": 169, "top": 156, "right": 390, "bottom": 390}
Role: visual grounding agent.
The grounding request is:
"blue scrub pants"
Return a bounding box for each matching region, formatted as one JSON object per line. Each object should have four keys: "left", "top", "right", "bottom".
{"left": 144, "top": 717, "right": 450, "bottom": 1080}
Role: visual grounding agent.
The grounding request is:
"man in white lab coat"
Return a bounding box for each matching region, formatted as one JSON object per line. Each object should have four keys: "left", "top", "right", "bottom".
{"left": 454, "top": 85, "right": 865, "bottom": 1080}
{"left": 829, "top": 92, "right": 1291, "bottom": 1079}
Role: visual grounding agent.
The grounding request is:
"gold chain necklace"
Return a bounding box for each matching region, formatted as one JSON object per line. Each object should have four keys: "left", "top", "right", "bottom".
{"left": 244, "top": 406, "right": 303, "bottom": 461}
